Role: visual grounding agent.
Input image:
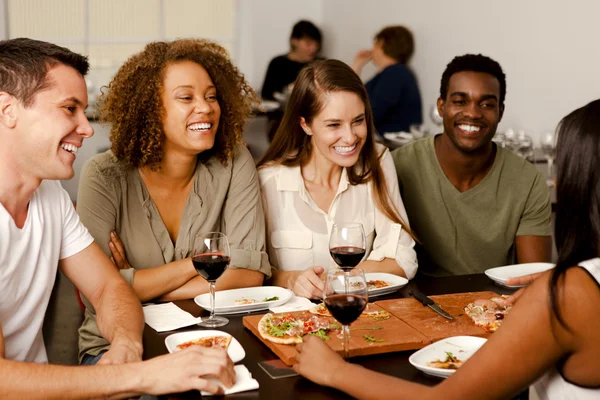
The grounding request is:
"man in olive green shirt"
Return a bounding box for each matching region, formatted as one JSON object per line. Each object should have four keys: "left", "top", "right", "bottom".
{"left": 392, "top": 54, "right": 552, "bottom": 276}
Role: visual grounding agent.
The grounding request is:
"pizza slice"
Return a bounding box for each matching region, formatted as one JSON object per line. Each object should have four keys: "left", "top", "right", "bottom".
{"left": 258, "top": 312, "right": 340, "bottom": 344}
{"left": 367, "top": 280, "right": 390, "bottom": 289}
{"left": 427, "top": 351, "right": 464, "bottom": 369}
{"left": 176, "top": 335, "right": 232, "bottom": 350}
{"left": 309, "top": 302, "right": 331, "bottom": 317}
{"left": 464, "top": 296, "right": 512, "bottom": 333}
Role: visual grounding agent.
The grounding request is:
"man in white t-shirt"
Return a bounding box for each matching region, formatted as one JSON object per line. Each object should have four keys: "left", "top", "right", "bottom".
{"left": 0, "top": 38, "right": 234, "bottom": 397}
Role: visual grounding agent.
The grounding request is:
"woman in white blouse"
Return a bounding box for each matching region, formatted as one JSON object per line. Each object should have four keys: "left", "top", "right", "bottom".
{"left": 257, "top": 59, "right": 418, "bottom": 298}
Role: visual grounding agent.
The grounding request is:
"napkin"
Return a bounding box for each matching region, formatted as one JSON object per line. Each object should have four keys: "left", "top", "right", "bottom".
{"left": 142, "top": 303, "right": 202, "bottom": 332}
{"left": 269, "top": 295, "right": 314, "bottom": 313}
{"left": 201, "top": 365, "right": 259, "bottom": 396}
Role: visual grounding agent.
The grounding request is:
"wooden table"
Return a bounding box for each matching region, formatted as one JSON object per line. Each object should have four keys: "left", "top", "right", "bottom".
{"left": 143, "top": 274, "right": 526, "bottom": 399}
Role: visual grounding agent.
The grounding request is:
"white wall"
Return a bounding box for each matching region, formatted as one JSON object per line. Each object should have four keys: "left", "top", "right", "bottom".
{"left": 237, "top": 0, "right": 323, "bottom": 91}
{"left": 322, "top": 0, "right": 600, "bottom": 142}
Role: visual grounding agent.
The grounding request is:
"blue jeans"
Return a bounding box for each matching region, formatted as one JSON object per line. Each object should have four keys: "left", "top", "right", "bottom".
{"left": 81, "top": 351, "right": 157, "bottom": 400}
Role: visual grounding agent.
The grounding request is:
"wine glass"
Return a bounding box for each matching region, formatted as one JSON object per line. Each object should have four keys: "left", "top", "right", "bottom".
{"left": 192, "top": 232, "right": 230, "bottom": 328}
{"left": 329, "top": 223, "right": 366, "bottom": 271}
{"left": 324, "top": 269, "right": 368, "bottom": 360}
{"left": 540, "top": 132, "right": 556, "bottom": 183}
{"left": 516, "top": 133, "right": 535, "bottom": 162}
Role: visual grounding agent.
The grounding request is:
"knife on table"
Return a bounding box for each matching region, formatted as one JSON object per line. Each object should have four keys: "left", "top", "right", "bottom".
{"left": 409, "top": 290, "right": 455, "bottom": 320}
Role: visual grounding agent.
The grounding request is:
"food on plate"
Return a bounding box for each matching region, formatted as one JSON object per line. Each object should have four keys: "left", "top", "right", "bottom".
{"left": 176, "top": 335, "right": 232, "bottom": 350}
{"left": 309, "top": 302, "right": 331, "bottom": 317}
{"left": 427, "top": 351, "right": 464, "bottom": 369}
{"left": 264, "top": 296, "right": 280, "bottom": 302}
{"left": 366, "top": 280, "right": 390, "bottom": 289}
{"left": 234, "top": 298, "right": 259, "bottom": 305}
{"left": 464, "top": 296, "right": 512, "bottom": 332}
{"left": 258, "top": 312, "right": 340, "bottom": 344}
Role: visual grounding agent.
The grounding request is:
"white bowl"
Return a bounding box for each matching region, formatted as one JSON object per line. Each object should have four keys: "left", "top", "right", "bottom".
{"left": 409, "top": 336, "right": 487, "bottom": 378}
{"left": 485, "top": 262, "right": 555, "bottom": 288}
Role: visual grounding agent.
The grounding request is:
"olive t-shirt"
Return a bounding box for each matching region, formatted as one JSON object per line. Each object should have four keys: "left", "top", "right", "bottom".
{"left": 76, "top": 144, "right": 271, "bottom": 361}
{"left": 392, "top": 136, "right": 551, "bottom": 277}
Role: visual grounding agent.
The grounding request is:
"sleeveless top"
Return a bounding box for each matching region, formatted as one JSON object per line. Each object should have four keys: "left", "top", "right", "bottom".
{"left": 532, "top": 258, "right": 600, "bottom": 399}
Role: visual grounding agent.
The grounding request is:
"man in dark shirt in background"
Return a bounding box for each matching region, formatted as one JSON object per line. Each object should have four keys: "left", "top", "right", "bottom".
{"left": 353, "top": 26, "right": 422, "bottom": 137}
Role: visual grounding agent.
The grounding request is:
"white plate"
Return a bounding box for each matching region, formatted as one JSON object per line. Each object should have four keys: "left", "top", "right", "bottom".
{"left": 485, "top": 262, "right": 555, "bottom": 288}
{"left": 364, "top": 272, "right": 408, "bottom": 297}
{"left": 409, "top": 336, "right": 487, "bottom": 379}
{"left": 164, "top": 330, "right": 245, "bottom": 363}
{"left": 194, "top": 286, "right": 293, "bottom": 314}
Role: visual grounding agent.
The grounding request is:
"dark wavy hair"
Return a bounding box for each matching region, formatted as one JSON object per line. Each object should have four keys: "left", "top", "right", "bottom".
{"left": 440, "top": 54, "right": 506, "bottom": 106}
{"left": 0, "top": 38, "right": 89, "bottom": 107}
{"left": 374, "top": 26, "right": 414, "bottom": 64}
{"left": 290, "top": 20, "right": 322, "bottom": 50}
{"left": 257, "top": 59, "right": 415, "bottom": 240}
{"left": 551, "top": 99, "right": 600, "bottom": 328}
{"left": 100, "top": 39, "right": 255, "bottom": 169}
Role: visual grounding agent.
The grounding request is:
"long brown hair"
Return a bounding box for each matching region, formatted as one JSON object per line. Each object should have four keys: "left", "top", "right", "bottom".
{"left": 258, "top": 59, "right": 415, "bottom": 239}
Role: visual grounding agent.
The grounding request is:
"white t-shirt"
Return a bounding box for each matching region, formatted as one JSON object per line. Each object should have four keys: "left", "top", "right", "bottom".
{"left": 0, "top": 180, "right": 93, "bottom": 363}
{"left": 531, "top": 258, "right": 600, "bottom": 400}
{"left": 258, "top": 145, "right": 418, "bottom": 278}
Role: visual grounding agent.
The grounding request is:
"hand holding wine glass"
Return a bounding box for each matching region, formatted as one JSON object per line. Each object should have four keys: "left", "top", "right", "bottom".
{"left": 324, "top": 269, "right": 368, "bottom": 360}
{"left": 329, "top": 223, "right": 366, "bottom": 271}
{"left": 192, "top": 232, "right": 230, "bottom": 328}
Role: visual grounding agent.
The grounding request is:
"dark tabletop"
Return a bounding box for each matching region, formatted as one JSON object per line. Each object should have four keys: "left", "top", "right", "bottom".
{"left": 144, "top": 274, "right": 523, "bottom": 399}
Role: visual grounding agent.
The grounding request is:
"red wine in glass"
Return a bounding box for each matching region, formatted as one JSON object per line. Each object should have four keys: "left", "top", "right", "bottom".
{"left": 324, "top": 294, "right": 367, "bottom": 325}
{"left": 330, "top": 246, "right": 366, "bottom": 270}
{"left": 192, "top": 254, "right": 230, "bottom": 282}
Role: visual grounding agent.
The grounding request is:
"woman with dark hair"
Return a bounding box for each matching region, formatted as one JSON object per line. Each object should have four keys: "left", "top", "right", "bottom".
{"left": 293, "top": 100, "right": 600, "bottom": 399}
{"left": 352, "top": 26, "right": 422, "bottom": 137}
{"left": 257, "top": 59, "right": 418, "bottom": 299}
{"left": 76, "top": 39, "right": 271, "bottom": 364}
{"left": 261, "top": 20, "right": 323, "bottom": 101}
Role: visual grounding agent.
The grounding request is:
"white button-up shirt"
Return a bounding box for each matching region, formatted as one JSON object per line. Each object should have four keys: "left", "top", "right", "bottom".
{"left": 258, "top": 146, "right": 418, "bottom": 279}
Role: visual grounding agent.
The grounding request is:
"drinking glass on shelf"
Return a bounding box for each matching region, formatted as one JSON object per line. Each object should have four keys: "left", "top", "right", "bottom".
{"left": 430, "top": 104, "right": 443, "bottom": 126}
{"left": 540, "top": 132, "right": 556, "bottom": 181}
{"left": 516, "top": 134, "right": 535, "bottom": 162}
{"left": 329, "top": 223, "right": 366, "bottom": 271}
{"left": 192, "top": 232, "right": 230, "bottom": 328}
{"left": 324, "top": 269, "right": 368, "bottom": 360}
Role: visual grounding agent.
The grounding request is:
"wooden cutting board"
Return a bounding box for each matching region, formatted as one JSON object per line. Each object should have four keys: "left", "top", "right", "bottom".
{"left": 375, "top": 291, "right": 499, "bottom": 342}
{"left": 242, "top": 303, "right": 431, "bottom": 366}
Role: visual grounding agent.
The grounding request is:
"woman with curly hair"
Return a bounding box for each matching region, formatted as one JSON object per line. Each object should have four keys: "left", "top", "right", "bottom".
{"left": 76, "top": 39, "right": 270, "bottom": 365}
{"left": 257, "top": 60, "right": 418, "bottom": 299}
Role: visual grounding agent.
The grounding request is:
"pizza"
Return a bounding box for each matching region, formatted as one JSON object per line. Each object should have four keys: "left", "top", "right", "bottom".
{"left": 367, "top": 280, "right": 390, "bottom": 289}
{"left": 176, "top": 335, "right": 232, "bottom": 350}
{"left": 258, "top": 312, "right": 340, "bottom": 344}
{"left": 427, "top": 351, "right": 464, "bottom": 369}
{"left": 309, "top": 302, "right": 331, "bottom": 317}
{"left": 309, "top": 303, "right": 390, "bottom": 321}
{"left": 464, "top": 296, "right": 511, "bottom": 333}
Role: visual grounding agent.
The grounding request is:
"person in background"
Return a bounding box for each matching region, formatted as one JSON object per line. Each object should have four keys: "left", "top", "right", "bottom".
{"left": 261, "top": 20, "right": 323, "bottom": 142}
{"left": 293, "top": 99, "right": 600, "bottom": 400}
{"left": 257, "top": 60, "right": 418, "bottom": 299}
{"left": 76, "top": 39, "right": 270, "bottom": 365}
{"left": 392, "top": 54, "right": 552, "bottom": 276}
{"left": 261, "top": 20, "right": 322, "bottom": 102}
{"left": 352, "top": 26, "right": 422, "bottom": 137}
{"left": 0, "top": 38, "right": 234, "bottom": 398}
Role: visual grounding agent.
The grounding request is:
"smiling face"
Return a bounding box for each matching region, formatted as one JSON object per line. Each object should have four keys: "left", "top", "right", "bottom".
{"left": 161, "top": 60, "right": 221, "bottom": 157}
{"left": 301, "top": 91, "right": 368, "bottom": 168}
{"left": 11, "top": 64, "right": 93, "bottom": 181}
{"left": 438, "top": 71, "right": 504, "bottom": 154}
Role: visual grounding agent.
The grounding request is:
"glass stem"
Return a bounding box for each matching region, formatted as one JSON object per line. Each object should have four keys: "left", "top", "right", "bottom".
{"left": 209, "top": 281, "right": 216, "bottom": 320}
{"left": 343, "top": 324, "right": 350, "bottom": 360}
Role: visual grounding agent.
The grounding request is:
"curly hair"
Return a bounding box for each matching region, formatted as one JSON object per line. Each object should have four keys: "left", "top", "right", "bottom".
{"left": 440, "top": 54, "right": 506, "bottom": 106}
{"left": 100, "top": 39, "right": 256, "bottom": 168}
